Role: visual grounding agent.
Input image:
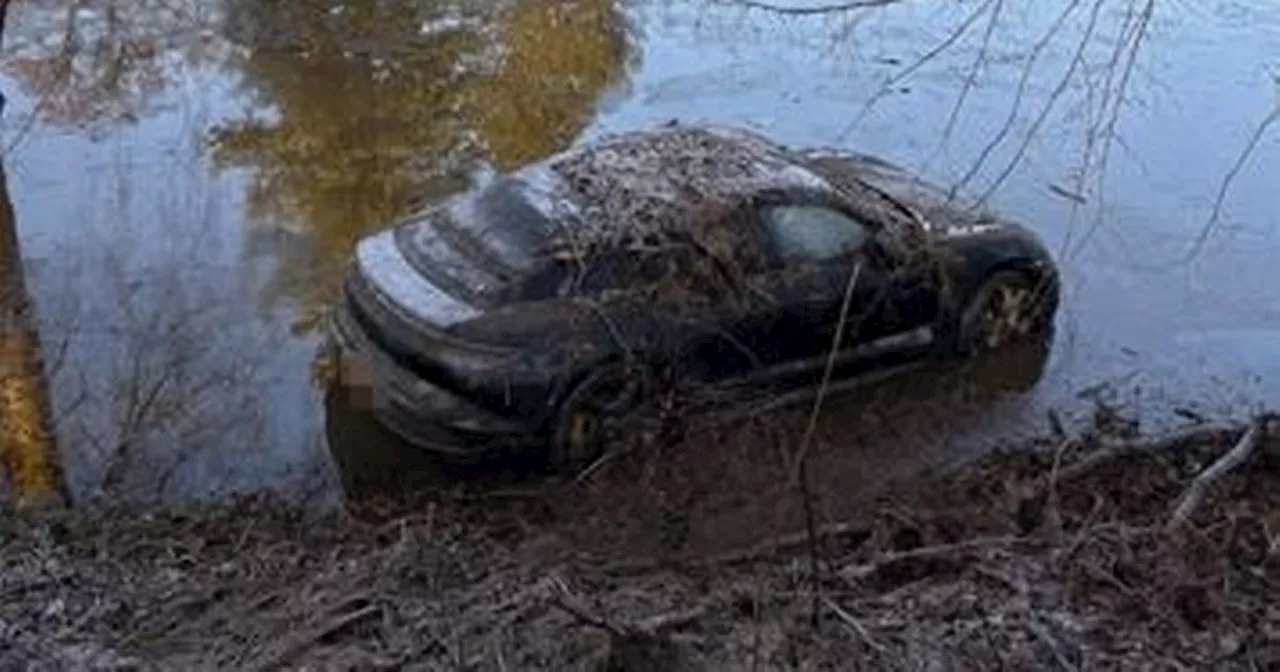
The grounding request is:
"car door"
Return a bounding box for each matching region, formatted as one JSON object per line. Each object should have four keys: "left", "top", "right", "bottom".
{"left": 667, "top": 195, "right": 936, "bottom": 385}
{"left": 664, "top": 199, "right": 885, "bottom": 383}
{"left": 865, "top": 221, "right": 943, "bottom": 350}
{"left": 752, "top": 199, "right": 900, "bottom": 364}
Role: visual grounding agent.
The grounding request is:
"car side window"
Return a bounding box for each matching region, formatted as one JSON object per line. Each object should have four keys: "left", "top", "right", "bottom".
{"left": 574, "top": 252, "right": 639, "bottom": 294}
{"left": 563, "top": 247, "right": 685, "bottom": 296}
{"left": 762, "top": 205, "right": 874, "bottom": 264}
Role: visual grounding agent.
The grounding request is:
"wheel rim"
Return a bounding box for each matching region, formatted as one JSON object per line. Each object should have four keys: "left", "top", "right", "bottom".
{"left": 976, "top": 282, "right": 1036, "bottom": 350}
{"left": 562, "top": 374, "right": 643, "bottom": 468}
{"left": 567, "top": 410, "right": 601, "bottom": 464}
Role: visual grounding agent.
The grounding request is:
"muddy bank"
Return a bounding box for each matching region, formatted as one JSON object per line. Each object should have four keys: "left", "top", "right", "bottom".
{"left": 3, "top": 414, "right": 1277, "bottom": 670}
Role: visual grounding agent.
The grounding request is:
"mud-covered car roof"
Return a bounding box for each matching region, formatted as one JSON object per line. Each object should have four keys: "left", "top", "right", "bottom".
{"left": 511, "top": 125, "right": 838, "bottom": 251}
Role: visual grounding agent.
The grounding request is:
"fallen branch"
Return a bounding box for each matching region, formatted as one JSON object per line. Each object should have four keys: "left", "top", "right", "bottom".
{"left": 840, "top": 535, "right": 1030, "bottom": 583}
{"left": 600, "top": 521, "right": 868, "bottom": 574}
{"left": 1054, "top": 425, "right": 1241, "bottom": 485}
{"left": 1166, "top": 415, "right": 1274, "bottom": 533}
{"left": 720, "top": 0, "right": 902, "bottom": 15}
{"left": 247, "top": 604, "right": 382, "bottom": 672}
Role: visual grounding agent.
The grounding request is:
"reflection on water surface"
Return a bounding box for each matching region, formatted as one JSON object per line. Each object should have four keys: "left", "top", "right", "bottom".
{"left": 0, "top": 0, "right": 1277, "bottom": 508}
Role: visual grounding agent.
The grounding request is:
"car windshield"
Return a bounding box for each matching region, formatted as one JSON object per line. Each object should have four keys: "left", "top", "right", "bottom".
{"left": 853, "top": 176, "right": 925, "bottom": 227}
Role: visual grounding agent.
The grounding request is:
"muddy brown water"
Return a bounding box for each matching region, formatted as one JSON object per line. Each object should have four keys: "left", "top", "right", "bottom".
{"left": 1, "top": 1, "right": 1277, "bottom": 542}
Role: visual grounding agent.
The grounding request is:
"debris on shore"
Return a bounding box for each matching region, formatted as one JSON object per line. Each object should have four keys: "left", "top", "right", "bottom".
{"left": 2, "top": 414, "right": 1277, "bottom": 670}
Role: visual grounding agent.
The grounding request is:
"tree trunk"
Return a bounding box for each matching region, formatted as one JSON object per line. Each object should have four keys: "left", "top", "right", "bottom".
{"left": 0, "top": 155, "right": 68, "bottom": 510}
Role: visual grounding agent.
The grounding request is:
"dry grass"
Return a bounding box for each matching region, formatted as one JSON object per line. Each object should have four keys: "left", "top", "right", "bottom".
{"left": 2, "top": 411, "right": 1276, "bottom": 670}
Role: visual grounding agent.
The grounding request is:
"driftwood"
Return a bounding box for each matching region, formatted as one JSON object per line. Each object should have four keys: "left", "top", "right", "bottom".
{"left": 1165, "top": 414, "right": 1276, "bottom": 533}
{"left": 1053, "top": 424, "right": 1244, "bottom": 485}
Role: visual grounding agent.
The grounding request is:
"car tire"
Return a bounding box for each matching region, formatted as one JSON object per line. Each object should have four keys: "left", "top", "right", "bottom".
{"left": 964, "top": 327, "right": 1053, "bottom": 393}
{"left": 549, "top": 362, "right": 649, "bottom": 474}
{"left": 956, "top": 269, "right": 1053, "bottom": 355}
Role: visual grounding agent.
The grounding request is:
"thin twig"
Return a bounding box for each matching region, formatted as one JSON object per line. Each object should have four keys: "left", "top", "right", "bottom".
{"left": 841, "top": 535, "right": 1028, "bottom": 582}
{"left": 1060, "top": 0, "right": 1153, "bottom": 259}
{"left": 1042, "top": 436, "right": 1074, "bottom": 543}
{"left": 822, "top": 597, "right": 890, "bottom": 655}
{"left": 1180, "top": 93, "right": 1280, "bottom": 265}
{"left": 1027, "top": 619, "right": 1079, "bottom": 672}
{"left": 600, "top": 521, "right": 868, "bottom": 574}
{"left": 572, "top": 446, "right": 623, "bottom": 485}
{"left": 924, "top": 0, "right": 1003, "bottom": 176}
{"left": 975, "top": 0, "right": 1107, "bottom": 205}
{"left": 788, "top": 262, "right": 862, "bottom": 486}
{"left": 551, "top": 596, "right": 624, "bottom": 636}
{"left": 637, "top": 606, "right": 708, "bottom": 634}
{"left": 840, "top": 0, "right": 995, "bottom": 142}
{"left": 787, "top": 261, "right": 863, "bottom": 626}
{"left": 951, "top": 0, "right": 1084, "bottom": 199}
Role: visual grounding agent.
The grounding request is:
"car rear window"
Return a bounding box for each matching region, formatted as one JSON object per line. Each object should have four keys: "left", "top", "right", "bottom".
{"left": 397, "top": 177, "right": 565, "bottom": 306}
{"left": 445, "top": 176, "right": 559, "bottom": 273}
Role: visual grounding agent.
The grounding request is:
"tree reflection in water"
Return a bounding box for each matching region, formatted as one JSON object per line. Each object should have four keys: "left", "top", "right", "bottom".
{"left": 210, "top": 0, "right": 637, "bottom": 331}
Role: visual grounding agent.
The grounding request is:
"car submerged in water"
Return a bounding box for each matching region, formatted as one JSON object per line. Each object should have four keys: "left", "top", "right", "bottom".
{"left": 327, "top": 124, "right": 1060, "bottom": 473}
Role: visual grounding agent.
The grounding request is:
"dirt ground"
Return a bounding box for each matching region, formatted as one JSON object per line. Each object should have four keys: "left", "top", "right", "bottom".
{"left": 2, "top": 412, "right": 1278, "bottom": 671}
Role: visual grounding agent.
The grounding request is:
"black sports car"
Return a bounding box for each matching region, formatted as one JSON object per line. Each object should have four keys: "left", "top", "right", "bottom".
{"left": 327, "top": 125, "right": 1060, "bottom": 472}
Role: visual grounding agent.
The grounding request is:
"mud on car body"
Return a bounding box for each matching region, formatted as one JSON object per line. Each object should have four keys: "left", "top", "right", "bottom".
{"left": 327, "top": 124, "right": 1060, "bottom": 472}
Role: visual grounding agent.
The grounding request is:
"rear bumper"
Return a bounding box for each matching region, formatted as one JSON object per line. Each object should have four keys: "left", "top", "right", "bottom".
{"left": 326, "top": 305, "right": 541, "bottom": 460}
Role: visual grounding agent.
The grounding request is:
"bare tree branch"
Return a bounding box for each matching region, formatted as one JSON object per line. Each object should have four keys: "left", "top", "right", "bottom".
{"left": 1177, "top": 83, "right": 1280, "bottom": 264}
{"left": 717, "top": 0, "right": 903, "bottom": 15}
{"left": 951, "top": 0, "right": 1085, "bottom": 200}
{"left": 923, "top": 0, "right": 1004, "bottom": 176}
{"left": 839, "top": 0, "right": 997, "bottom": 142}
{"left": 975, "top": 0, "right": 1107, "bottom": 206}
{"left": 1062, "top": 0, "right": 1155, "bottom": 261}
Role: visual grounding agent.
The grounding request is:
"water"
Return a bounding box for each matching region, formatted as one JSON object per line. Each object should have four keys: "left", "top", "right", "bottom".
{"left": 1, "top": 0, "right": 1277, "bottom": 509}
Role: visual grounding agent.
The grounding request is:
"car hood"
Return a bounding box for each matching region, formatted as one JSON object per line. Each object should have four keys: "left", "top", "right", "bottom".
{"left": 924, "top": 209, "right": 1041, "bottom": 245}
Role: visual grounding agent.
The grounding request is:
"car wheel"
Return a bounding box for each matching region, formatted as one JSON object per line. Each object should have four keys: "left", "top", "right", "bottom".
{"left": 957, "top": 269, "right": 1051, "bottom": 354}
{"left": 550, "top": 363, "right": 649, "bottom": 474}
{"left": 964, "top": 327, "right": 1053, "bottom": 393}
